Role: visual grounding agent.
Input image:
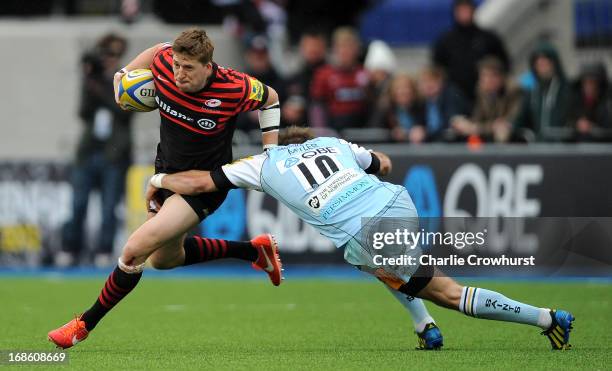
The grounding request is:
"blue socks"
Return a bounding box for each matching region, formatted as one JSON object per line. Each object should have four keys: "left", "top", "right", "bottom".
{"left": 460, "top": 287, "right": 551, "bottom": 330}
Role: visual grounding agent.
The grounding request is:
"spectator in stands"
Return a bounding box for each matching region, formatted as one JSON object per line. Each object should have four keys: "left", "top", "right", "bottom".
{"left": 364, "top": 40, "right": 398, "bottom": 128}
{"left": 120, "top": 0, "right": 140, "bottom": 24}
{"left": 514, "top": 42, "right": 572, "bottom": 142}
{"left": 568, "top": 63, "right": 612, "bottom": 142}
{"left": 382, "top": 74, "right": 426, "bottom": 143}
{"left": 244, "top": 35, "right": 286, "bottom": 99}
{"left": 419, "top": 66, "right": 469, "bottom": 142}
{"left": 236, "top": 35, "right": 286, "bottom": 132}
{"left": 451, "top": 57, "right": 522, "bottom": 143}
{"left": 281, "top": 95, "right": 307, "bottom": 127}
{"left": 59, "top": 33, "right": 133, "bottom": 267}
{"left": 310, "top": 27, "right": 370, "bottom": 132}
{"left": 286, "top": 29, "right": 328, "bottom": 119}
{"left": 432, "top": 0, "right": 510, "bottom": 107}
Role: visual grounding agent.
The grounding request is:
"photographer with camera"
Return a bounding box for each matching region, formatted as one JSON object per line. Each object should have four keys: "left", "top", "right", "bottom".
{"left": 58, "top": 33, "right": 133, "bottom": 267}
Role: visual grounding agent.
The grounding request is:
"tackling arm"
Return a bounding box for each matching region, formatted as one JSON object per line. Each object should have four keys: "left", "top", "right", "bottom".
{"left": 150, "top": 170, "right": 218, "bottom": 196}
{"left": 147, "top": 154, "right": 265, "bottom": 211}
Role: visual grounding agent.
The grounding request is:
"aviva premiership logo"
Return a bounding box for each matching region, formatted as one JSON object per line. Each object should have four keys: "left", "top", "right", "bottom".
{"left": 249, "top": 78, "right": 264, "bottom": 101}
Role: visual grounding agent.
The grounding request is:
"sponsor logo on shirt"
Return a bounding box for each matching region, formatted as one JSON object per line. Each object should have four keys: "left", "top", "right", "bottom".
{"left": 320, "top": 178, "right": 372, "bottom": 220}
{"left": 287, "top": 142, "right": 320, "bottom": 155}
{"left": 197, "top": 118, "right": 217, "bottom": 130}
{"left": 305, "top": 168, "right": 363, "bottom": 214}
{"left": 308, "top": 196, "right": 320, "bottom": 209}
{"left": 156, "top": 96, "right": 194, "bottom": 122}
{"left": 204, "top": 99, "right": 222, "bottom": 108}
{"left": 300, "top": 147, "right": 339, "bottom": 158}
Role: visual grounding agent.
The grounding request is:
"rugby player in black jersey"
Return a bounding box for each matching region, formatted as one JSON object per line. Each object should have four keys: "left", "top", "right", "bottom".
{"left": 48, "top": 28, "right": 283, "bottom": 349}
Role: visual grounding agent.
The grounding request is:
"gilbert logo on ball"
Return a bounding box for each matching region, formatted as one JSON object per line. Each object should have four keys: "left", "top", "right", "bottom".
{"left": 118, "top": 69, "right": 158, "bottom": 112}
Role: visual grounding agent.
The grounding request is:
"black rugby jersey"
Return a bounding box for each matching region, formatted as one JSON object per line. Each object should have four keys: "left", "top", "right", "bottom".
{"left": 150, "top": 44, "right": 269, "bottom": 172}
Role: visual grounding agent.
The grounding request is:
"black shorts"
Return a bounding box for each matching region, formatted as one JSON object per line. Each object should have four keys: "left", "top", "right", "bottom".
{"left": 156, "top": 188, "right": 228, "bottom": 221}
{"left": 154, "top": 152, "right": 229, "bottom": 221}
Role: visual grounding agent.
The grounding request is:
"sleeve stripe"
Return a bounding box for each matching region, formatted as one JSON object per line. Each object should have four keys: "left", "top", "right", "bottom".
{"left": 261, "top": 103, "right": 280, "bottom": 110}
{"left": 261, "top": 126, "right": 280, "bottom": 133}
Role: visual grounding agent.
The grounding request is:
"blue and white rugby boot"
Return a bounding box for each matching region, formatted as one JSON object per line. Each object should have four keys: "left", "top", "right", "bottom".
{"left": 416, "top": 322, "right": 443, "bottom": 350}
{"left": 542, "top": 309, "right": 574, "bottom": 350}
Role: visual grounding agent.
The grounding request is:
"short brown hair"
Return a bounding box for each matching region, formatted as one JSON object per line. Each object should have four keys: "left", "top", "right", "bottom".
{"left": 172, "top": 28, "right": 214, "bottom": 64}
{"left": 279, "top": 126, "right": 315, "bottom": 145}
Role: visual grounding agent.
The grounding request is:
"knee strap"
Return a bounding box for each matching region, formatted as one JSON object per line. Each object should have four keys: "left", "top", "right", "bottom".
{"left": 118, "top": 257, "right": 145, "bottom": 274}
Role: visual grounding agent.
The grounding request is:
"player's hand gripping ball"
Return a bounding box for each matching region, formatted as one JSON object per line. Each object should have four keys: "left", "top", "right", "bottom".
{"left": 118, "top": 69, "right": 158, "bottom": 112}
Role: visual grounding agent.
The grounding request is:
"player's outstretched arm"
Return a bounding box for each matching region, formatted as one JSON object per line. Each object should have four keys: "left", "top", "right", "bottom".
{"left": 113, "top": 43, "right": 166, "bottom": 105}
{"left": 149, "top": 170, "right": 218, "bottom": 196}
{"left": 259, "top": 87, "right": 280, "bottom": 150}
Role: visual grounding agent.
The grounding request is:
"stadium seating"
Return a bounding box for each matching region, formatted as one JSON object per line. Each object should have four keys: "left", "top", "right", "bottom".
{"left": 360, "top": 0, "right": 484, "bottom": 45}
{"left": 575, "top": 0, "right": 612, "bottom": 46}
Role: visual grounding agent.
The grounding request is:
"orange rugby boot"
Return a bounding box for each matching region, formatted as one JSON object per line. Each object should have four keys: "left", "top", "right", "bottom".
{"left": 47, "top": 315, "right": 89, "bottom": 349}
{"left": 250, "top": 234, "right": 283, "bottom": 286}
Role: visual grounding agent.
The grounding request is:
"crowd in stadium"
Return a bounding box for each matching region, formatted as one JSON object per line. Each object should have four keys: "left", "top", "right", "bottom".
{"left": 230, "top": 0, "right": 612, "bottom": 144}
{"left": 4, "top": 0, "right": 610, "bottom": 144}
{"left": 233, "top": 0, "right": 612, "bottom": 144}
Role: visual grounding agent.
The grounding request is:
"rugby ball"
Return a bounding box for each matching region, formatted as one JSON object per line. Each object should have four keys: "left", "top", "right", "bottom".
{"left": 118, "top": 69, "right": 157, "bottom": 112}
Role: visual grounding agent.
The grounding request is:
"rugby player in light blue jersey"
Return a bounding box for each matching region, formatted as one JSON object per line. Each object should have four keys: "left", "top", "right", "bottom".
{"left": 148, "top": 126, "right": 574, "bottom": 350}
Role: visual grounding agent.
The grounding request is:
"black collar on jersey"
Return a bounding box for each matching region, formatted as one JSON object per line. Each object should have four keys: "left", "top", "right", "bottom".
{"left": 195, "top": 62, "right": 219, "bottom": 94}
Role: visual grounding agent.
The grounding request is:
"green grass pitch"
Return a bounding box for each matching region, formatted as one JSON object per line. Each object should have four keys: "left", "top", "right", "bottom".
{"left": 0, "top": 277, "right": 610, "bottom": 370}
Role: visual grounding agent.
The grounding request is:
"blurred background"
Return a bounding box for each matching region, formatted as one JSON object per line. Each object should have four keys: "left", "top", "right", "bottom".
{"left": 0, "top": 0, "right": 611, "bottom": 272}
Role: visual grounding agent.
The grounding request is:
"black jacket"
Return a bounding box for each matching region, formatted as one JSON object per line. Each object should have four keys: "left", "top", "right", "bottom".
{"left": 76, "top": 55, "right": 133, "bottom": 165}
{"left": 514, "top": 42, "right": 572, "bottom": 141}
{"left": 568, "top": 63, "right": 612, "bottom": 141}
{"left": 433, "top": 24, "right": 510, "bottom": 104}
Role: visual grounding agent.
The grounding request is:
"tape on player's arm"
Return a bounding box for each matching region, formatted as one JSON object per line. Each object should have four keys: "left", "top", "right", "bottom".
{"left": 259, "top": 86, "right": 280, "bottom": 151}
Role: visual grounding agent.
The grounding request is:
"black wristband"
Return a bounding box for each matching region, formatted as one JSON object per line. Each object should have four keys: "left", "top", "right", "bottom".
{"left": 210, "top": 168, "right": 238, "bottom": 190}
{"left": 365, "top": 153, "right": 381, "bottom": 174}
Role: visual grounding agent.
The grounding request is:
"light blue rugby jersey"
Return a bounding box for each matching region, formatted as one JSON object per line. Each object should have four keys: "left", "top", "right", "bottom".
{"left": 220, "top": 137, "right": 406, "bottom": 247}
